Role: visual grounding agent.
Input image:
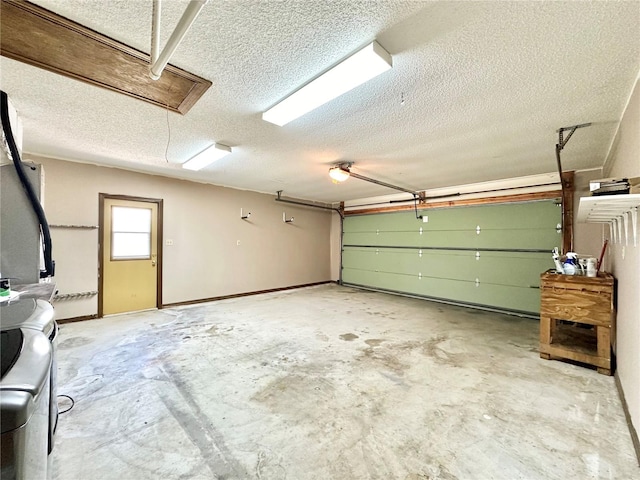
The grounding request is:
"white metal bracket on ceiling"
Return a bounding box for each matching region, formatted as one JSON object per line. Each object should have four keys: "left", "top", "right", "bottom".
{"left": 149, "top": 0, "right": 208, "bottom": 80}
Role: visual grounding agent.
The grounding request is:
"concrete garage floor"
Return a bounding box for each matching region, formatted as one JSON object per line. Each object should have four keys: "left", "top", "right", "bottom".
{"left": 52, "top": 284, "right": 638, "bottom": 479}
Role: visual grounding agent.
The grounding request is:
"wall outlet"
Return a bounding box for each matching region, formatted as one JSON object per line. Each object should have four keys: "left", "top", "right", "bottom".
{"left": 237, "top": 240, "right": 241, "bottom": 246}
{"left": 165, "top": 239, "right": 174, "bottom": 246}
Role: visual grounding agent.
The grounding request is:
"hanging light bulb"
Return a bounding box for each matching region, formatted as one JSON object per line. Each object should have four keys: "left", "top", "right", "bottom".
{"left": 329, "top": 165, "right": 351, "bottom": 183}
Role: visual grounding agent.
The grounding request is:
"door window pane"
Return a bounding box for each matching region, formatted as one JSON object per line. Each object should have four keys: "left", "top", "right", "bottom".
{"left": 112, "top": 233, "right": 151, "bottom": 259}
{"left": 112, "top": 206, "right": 151, "bottom": 233}
{"left": 111, "top": 206, "right": 151, "bottom": 259}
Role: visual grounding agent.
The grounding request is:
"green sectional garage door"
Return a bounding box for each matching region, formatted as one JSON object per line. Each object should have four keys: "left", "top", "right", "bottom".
{"left": 342, "top": 200, "right": 561, "bottom": 316}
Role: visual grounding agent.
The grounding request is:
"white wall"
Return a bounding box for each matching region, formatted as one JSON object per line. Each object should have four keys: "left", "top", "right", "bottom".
{"left": 602, "top": 73, "right": 640, "bottom": 442}
{"left": 329, "top": 211, "right": 342, "bottom": 282}
{"left": 33, "top": 155, "right": 332, "bottom": 319}
{"left": 573, "top": 169, "right": 605, "bottom": 260}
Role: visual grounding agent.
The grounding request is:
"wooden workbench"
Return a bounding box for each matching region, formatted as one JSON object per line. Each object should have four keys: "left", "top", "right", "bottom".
{"left": 539, "top": 271, "right": 615, "bottom": 375}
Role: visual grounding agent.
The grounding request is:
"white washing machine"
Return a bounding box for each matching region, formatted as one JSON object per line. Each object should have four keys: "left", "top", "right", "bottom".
{"left": 1, "top": 298, "right": 57, "bottom": 480}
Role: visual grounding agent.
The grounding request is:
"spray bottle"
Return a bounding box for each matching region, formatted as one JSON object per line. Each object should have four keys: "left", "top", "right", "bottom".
{"left": 552, "top": 248, "right": 564, "bottom": 274}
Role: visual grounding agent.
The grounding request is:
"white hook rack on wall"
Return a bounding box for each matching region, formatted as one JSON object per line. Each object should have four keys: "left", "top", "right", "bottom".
{"left": 240, "top": 208, "right": 251, "bottom": 220}
{"left": 577, "top": 194, "right": 640, "bottom": 247}
{"left": 283, "top": 212, "right": 294, "bottom": 223}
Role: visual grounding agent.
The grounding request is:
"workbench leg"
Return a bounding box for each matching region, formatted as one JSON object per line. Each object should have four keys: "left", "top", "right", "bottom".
{"left": 539, "top": 316, "right": 552, "bottom": 359}
{"left": 596, "top": 326, "right": 612, "bottom": 375}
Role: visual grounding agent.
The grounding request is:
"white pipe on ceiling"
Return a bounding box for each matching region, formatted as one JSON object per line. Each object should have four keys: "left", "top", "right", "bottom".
{"left": 149, "top": 0, "right": 208, "bottom": 80}
{"left": 150, "top": 0, "right": 161, "bottom": 65}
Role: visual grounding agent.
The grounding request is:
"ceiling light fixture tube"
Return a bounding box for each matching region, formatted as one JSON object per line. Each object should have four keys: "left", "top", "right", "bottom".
{"left": 263, "top": 41, "right": 392, "bottom": 126}
{"left": 182, "top": 143, "right": 231, "bottom": 171}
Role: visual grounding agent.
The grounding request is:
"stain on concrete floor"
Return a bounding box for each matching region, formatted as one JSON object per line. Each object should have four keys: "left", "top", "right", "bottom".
{"left": 339, "top": 333, "right": 359, "bottom": 341}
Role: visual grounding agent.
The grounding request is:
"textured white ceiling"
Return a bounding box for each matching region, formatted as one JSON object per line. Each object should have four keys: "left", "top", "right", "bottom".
{"left": 2, "top": 0, "right": 639, "bottom": 203}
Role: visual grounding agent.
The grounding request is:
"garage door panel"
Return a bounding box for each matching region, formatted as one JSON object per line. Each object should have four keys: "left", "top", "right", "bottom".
{"left": 342, "top": 199, "right": 560, "bottom": 315}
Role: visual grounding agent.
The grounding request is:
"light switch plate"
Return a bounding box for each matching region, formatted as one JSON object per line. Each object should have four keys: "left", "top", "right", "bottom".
{"left": 165, "top": 239, "right": 174, "bottom": 246}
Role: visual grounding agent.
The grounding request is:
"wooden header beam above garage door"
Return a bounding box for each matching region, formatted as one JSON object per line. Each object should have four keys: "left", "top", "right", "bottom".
{"left": 0, "top": 0, "right": 211, "bottom": 115}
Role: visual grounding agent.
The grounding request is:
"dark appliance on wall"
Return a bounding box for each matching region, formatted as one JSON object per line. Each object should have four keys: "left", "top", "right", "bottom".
{"left": 1, "top": 90, "right": 58, "bottom": 479}
{"left": 0, "top": 91, "right": 54, "bottom": 281}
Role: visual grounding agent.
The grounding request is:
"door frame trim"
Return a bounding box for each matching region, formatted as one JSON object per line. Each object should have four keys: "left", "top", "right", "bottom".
{"left": 98, "top": 193, "right": 164, "bottom": 317}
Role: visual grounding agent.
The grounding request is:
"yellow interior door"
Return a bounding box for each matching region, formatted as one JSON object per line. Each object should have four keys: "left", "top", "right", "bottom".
{"left": 102, "top": 198, "right": 158, "bottom": 315}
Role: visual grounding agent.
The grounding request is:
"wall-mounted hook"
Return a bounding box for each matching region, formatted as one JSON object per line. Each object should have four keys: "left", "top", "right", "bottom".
{"left": 631, "top": 207, "right": 638, "bottom": 247}
{"left": 283, "top": 212, "right": 294, "bottom": 223}
{"left": 241, "top": 208, "right": 251, "bottom": 220}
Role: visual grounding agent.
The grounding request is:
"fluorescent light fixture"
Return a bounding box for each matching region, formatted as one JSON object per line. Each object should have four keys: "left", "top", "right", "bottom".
{"left": 263, "top": 41, "right": 392, "bottom": 126}
{"left": 182, "top": 143, "right": 232, "bottom": 171}
{"left": 329, "top": 165, "right": 351, "bottom": 182}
